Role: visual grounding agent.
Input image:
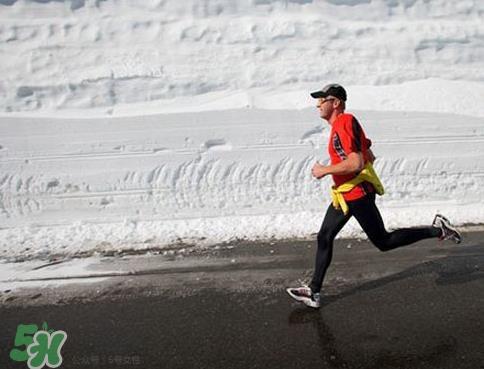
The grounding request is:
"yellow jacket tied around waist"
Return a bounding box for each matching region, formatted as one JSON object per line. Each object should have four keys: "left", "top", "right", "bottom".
{"left": 330, "top": 162, "right": 384, "bottom": 215}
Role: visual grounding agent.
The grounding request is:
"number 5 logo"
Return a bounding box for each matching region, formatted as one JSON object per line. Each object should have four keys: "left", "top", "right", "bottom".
{"left": 10, "top": 323, "right": 67, "bottom": 369}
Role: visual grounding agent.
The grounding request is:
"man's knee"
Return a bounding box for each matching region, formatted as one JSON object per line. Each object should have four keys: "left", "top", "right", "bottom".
{"left": 370, "top": 237, "right": 391, "bottom": 252}
{"left": 317, "top": 229, "right": 334, "bottom": 247}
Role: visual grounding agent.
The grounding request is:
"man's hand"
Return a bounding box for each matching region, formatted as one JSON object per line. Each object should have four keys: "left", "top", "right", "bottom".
{"left": 311, "top": 162, "right": 328, "bottom": 179}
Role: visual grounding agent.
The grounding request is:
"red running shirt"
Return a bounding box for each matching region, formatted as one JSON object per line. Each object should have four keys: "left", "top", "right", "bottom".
{"left": 327, "top": 113, "right": 374, "bottom": 202}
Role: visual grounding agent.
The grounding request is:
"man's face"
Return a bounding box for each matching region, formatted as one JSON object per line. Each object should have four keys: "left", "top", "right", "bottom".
{"left": 316, "top": 97, "right": 336, "bottom": 120}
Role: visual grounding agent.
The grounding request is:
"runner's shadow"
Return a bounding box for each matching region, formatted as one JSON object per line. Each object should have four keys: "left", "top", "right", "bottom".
{"left": 324, "top": 243, "right": 484, "bottom": 305}
{"left": 287, "top": 244, "right": 484, "bottom": 367}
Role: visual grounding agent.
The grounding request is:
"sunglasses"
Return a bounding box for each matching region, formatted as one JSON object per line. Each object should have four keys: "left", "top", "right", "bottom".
{"left": 317, "top": 98, "right": 336, "bottom": 105}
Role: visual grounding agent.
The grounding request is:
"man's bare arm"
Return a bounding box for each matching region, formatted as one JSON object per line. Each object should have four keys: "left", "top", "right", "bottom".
{"left": 325, "top": 152, "right": 364, "bottom": 175}
{"left": 312, "top": 152, "right": 364, "bottom": 179}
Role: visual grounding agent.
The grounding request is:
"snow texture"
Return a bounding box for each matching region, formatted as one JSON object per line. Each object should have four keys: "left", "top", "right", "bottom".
{"left": 0, "top": 0, "right": 483, "bottom": 114}
{"left": 0, "top": 0, "right": 483, "bottom": 261}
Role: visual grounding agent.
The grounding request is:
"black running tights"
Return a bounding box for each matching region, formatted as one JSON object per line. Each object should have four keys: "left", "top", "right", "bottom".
{"left": 309, "top": 193, "right": 442, "bottom": 293}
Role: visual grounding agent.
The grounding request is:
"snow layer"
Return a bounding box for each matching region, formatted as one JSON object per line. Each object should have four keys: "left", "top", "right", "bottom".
{"left": 0, "top": 0, "right": 483, "bottom": 114}
{"left": 0, "top": 0, "right": 483, "bottom": 261}
{"left": 1, "top": 109, "right": 483, "bottom": 260}
{"left": 0, "top": 257, "right": 109, "bottom": 289}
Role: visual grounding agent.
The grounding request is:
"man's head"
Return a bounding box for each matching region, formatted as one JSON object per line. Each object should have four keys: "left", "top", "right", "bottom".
{"left": 310, "top": 84, "right": 347, "bottom": 121}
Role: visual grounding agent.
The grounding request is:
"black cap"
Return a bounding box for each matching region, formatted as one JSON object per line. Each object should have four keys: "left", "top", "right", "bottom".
{"left": 310, "top": 83, "right": 347, "bottom": 101}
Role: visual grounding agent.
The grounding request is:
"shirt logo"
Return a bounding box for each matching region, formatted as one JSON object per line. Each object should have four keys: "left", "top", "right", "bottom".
{"left": 332, "top": 133, "right": 347, "bottom": 160}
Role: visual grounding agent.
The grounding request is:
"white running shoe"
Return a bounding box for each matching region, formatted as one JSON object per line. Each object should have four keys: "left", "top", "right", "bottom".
{"left": 286, "top": 285, "right": 321, "bottom": 309}
{"left": 432, "top": 214, "right": 462, "bottom": 244}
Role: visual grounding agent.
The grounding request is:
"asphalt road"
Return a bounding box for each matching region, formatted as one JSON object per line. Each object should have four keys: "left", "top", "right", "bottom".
{"left": 1, "top": 232, "right": 484, "bottom": 369}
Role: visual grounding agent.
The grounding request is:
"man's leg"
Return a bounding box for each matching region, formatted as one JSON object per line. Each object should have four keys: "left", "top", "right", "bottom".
{"left": 309, "top": 203, "right": 351, "bottom": 293}
{"left": 349, "top": 193, "right": 441, "bottom": 251}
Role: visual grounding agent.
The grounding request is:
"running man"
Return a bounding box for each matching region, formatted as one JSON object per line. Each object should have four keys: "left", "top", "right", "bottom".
{"left": 287, "top": 83, "right": 462, "bottom": 309}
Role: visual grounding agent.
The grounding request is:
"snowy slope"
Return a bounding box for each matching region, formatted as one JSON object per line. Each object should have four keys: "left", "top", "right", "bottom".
{"left": 1, "top": 109, "right": 483, "bottom": 261}
{"left": 0, "top": 0, "right": 483, "bottom": 114}
{"left": 0, "top": 0, "right": 483, "bottom": 261}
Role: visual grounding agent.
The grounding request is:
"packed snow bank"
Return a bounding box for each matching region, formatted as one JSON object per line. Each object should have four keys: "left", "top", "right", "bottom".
{"left": 1, "top": 109, "right": 483, "bottom": 261}
{"left": 1, "top": 0, "right": 483, "bottom": 261}
{"left": 3, "top": 78, "right": 484, "bottom": 119}
{"left": 0, "top": 0, "right": 483, "bottom": 113}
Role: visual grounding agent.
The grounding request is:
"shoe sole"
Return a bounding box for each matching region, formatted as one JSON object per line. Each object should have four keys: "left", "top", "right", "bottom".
{"left": 286, "top": 288, "right": 320, "bottom": 309}
{"left": 451, "top": 231, "right": 462, "bottom": 244}
{"left": 435, "top": 214, "right": 462, "bottom": 244}
{"left": 441, "top": 220, "right": 462, "bottom": 244}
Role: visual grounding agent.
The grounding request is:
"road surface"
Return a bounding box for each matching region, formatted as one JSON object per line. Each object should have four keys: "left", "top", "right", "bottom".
{"left": 1, "top": 232, "right": 483, "bottom": 369}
